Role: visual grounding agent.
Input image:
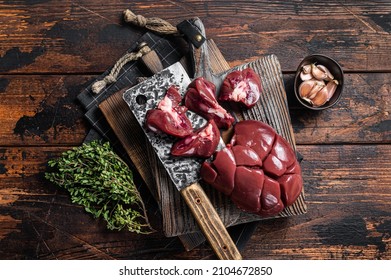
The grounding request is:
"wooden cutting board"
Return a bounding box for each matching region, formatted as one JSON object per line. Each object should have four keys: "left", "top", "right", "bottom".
{"left": 99, "top": 39, "right": 307, "bottom": 247}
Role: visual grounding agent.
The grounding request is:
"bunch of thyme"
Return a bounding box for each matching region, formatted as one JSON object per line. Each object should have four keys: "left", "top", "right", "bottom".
{"left": 45, "top": 140, "right": 154, "bottom": 234}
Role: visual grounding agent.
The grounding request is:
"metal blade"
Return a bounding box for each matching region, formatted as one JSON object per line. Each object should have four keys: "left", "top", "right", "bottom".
{"left": 123, "top": 62, "right": 207, "bottom": 191}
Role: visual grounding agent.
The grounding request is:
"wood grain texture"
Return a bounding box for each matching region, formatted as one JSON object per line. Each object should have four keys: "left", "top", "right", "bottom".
{"left": 286, "top": 73, "right": 391, "bottom": 144}
{"left": 0, "top": 146, "right": 173, "bottom": 260}
{"left": 0, "top": 144, "right": 389, "bottom": 259}
{"left": 241, "top": 144, "right": 391, "bottom": 260}
{"left": 168, "top": 144, "right": 391, "bottom": 260}
{"left": 1, "top": 1, "right": 391, "bottom": 73}
{"left": 0, "top": 75, "right": 90, "bottom": 146}
{"left": 0, "top": 0, "right": 390, "bottom": 260}
{"left": 1, "top": 73, "right": 388, "bottom": 146}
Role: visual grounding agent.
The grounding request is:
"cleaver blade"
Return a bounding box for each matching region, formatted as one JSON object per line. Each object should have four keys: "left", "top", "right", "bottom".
{"left": 123, "top": 62, "right": 242, "bottom": 260}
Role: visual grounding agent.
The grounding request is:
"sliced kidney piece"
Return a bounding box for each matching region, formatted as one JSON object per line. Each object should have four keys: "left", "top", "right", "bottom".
{"left": 219, "top": 68, "right": 262, "bottom": 108}
{"left": 184, "top": 77, "right": 234, "bottom": 129}
{"left": 145, "top": 85, "right": 193, "bottom": 138}
{"left": 171, "top": 119, "right": 220, "bottom": 158}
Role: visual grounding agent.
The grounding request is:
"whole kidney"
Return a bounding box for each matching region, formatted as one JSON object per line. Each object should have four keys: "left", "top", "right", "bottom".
{"left": 200, "top": 120, "right": 303, "bottom": 217}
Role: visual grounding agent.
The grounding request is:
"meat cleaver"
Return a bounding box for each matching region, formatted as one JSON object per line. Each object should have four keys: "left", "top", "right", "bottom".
{"left": 123, "top": 62, "right": 242, "bottom": 260}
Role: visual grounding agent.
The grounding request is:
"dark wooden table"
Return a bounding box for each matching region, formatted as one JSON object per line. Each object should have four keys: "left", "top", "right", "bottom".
{"left": 0, "top": 1, "right": 390, "bottom": 260}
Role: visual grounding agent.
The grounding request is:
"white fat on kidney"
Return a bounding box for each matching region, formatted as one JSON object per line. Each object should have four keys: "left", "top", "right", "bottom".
{"left": 207, "top": 107, "right": 227, "bottom": 118}
{"left": 158, "top": 95, "right": 182, "bottom": 126}
{"left": 230, "top": 81, "right": 248, "bottom": 101}
{"left": 199, "top": 122, "right": 214, "bottom": 140}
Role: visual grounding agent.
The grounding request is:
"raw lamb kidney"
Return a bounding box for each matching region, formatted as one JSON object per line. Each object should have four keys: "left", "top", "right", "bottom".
{"left": 184, "top": 77, "right": 234, "bottom": 129}
{"left": 145, "top": 85, "right": 193, "bottom": 138}
{"left": 200, "top": 120, "right": 302, "bottom": 217}
{"left": 171, "top": 119, "right": 220, "bottom": 158}
{"left": 219, "top": 68, "right": 262, "bottom": 108}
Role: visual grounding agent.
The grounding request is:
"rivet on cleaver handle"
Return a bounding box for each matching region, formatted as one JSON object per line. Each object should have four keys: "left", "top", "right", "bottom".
{"left": 123, "top": 62, "right": 242, "bottom": 260}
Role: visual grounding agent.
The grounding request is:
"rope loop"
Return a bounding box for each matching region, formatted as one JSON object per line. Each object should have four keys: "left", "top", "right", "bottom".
{"left": 91, "top": 43, "right": 152, "bottom": 94}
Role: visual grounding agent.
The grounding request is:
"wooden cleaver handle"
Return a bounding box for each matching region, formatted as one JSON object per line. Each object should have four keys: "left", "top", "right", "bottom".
{"left": 180, "top": 182, "right": 242, "bottom": 260}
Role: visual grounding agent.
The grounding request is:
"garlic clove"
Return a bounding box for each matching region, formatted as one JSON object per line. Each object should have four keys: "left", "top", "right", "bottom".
{"left": 311, "top": 79, "right": 339, "bottom": 107}
{"left": 311, "top": 64, "right": 328, "bottom": 80}
{"left": 317, "top": 65, "right": 334, "bottom": 81}
{"left": 308, "top": 80, "right": 325, "bottom": 99}
{"left": 325, "top": 79, "right": 339, "bottom": 101}
{"left": 301, "top": 96, "right": 313, "bottom": 105}
{"left": 300, "top": 71, "right": 313, "bottom": 81}
{"left": 311, "top": 89, "right": 328, "bottom": 107}
{"left": 318, "top": 80, "right": 338, "bottom": 101}
{"left": 298, "top": 79, "right": 317, "bottom": 98}
{"left": 302, "top": 64, "right": 312, "bottom": 74}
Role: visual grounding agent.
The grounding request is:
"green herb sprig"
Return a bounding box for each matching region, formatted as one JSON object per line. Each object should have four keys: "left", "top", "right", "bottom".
{"left": 45, "top": 140, "right": 154, "bottom": 234}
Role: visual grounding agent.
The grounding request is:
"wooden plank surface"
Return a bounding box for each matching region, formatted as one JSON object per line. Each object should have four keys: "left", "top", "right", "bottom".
{"left": 0, "top": 0, "right": 390, "bottom": 260}
{"left": 0, "top": 144, "right": 389, "bottom": 259}
{"left": 0, "top": 73, "right": 389, "bottom": 146}
{"left": 1, "top": 1, "right": 391, "bottom": 73}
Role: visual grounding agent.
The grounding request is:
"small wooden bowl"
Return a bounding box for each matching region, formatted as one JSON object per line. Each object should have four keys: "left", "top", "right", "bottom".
{"left": 294, "top": 54, "right": 344, "bottom": 110}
